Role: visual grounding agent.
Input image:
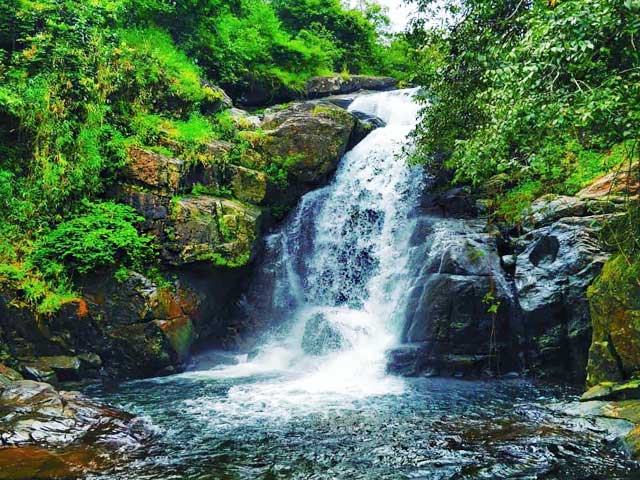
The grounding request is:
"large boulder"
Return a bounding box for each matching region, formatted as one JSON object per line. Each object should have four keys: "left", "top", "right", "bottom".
{"left": 259, "top": 102, "right": 356, "bottom": 187}
{"left": 514, "top": 216, "right": 611, "bottom": 381}
{"left": 390, "top": 217, "right": 517, "bottom": 377}
{"left": 0, "top": 380, "right": 149, "bottom": 447}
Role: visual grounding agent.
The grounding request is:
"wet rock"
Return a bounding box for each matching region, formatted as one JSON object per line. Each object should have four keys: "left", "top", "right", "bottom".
{"left": 305, "top": 75, "right": 398, "bottom": 98}
{"left": 301, "top": 313, "right": 348, "bottom": 356}
{"left": 348, "top": 110, "right": 386, "bottom": 149}
{"left": 0, "top": 381, "right": 149, "bottom": 447}
{"left": 418, "top": 187, "right": 477, "bottom": 218}
{"left": 20, "top": 356, "right": 84, "bottom": 384}
{"left": 523, "top": 195, "right": 587, "bottom": 230}
{"left": 395, "top": 218, "right": 517, "bottom": 377}
{"left": 515, "top": 216, "right": 611, "bottom": 381}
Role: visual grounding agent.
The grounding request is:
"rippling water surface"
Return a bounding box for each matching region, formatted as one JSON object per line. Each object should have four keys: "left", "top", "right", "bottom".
{"left": 85, "top": 369, "right": 637, "bottom": 480}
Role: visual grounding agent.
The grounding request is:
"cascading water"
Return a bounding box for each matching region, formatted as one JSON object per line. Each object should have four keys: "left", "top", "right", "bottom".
{"left": 85, "top": 89, "right": 638, "bottom": 480}
{"left": 189, "top": 89, "right": 425, "bottom": 406}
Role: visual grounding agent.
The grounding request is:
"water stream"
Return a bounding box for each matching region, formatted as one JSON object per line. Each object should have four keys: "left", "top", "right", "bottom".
{"left": 85, "top": 90, "right": 638, "bottom": 479}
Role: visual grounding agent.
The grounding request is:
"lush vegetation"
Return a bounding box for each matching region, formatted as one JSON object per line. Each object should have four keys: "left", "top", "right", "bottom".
{"left": 406, "top": 0, "right": 640, "bottom": 291}
{"left": 0, "top": 0, "right": 402, "bottom": 313}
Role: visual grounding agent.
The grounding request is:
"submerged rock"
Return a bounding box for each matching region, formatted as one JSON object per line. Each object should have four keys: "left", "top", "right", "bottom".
{"left": 301, "top": 313, "right": 348, "bottom": 356}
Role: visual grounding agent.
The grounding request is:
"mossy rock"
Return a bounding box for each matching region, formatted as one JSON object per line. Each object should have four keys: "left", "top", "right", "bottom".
{"left": 164, "top": 195, "right": 262, "bottom": 267}
{"left": 587, "top": 255, "right": 640, "bottom": 386}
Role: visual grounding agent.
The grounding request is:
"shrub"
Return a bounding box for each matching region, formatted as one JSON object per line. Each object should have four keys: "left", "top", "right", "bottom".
{"left": 32, "top": 201, "right": 154, "bottom": 276}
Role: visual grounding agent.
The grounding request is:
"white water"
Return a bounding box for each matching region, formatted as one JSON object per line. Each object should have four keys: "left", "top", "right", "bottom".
{"left": 180, "top": 89, "right": 424, "bottom": 419}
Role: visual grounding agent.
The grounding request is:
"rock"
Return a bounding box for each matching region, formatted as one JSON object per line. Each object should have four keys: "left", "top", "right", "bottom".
{"left": 163, "top": 195, "right": 263, "bottom": 266}
{"left": 514, "top": 216, "right": 611, "bottom": 381}
{"left": 577, "top": 162, "right": 639, "bottom": 199}
{"left": 324, "top": 93, "right": 358, "bottom": 109}
{"left": 523, "top": 195, "right": 586, "bottom": 230}
{"left": 418, "top": 187, "right": 478, "bottom": 218}
{"left": 301, "top": 313, "right": 348, "bottom": 356}
{"left": 227, "top": 164, "right": 268, "bottom": 205}
{"left": 259, "top": 102, "right": 355, "bottom": 187}
{"left": 305, "top": 75, "right": 398, "bottom": 98}
{"left": 20, "top": 356, "right": 83, "bottom": 384}
{"left": 581, "top": 383, "right": 615, "bottom": 402}
{"left": 123, "top": 147, "right": 186, "bottom": 195}
{"left": 228, "top": 108, "right": 261, "bottom": 130}
{"left": 201, "top": 83, "right": 233, "bottom": 114}
{"left": 394, "top": 217, "right": 517, "bottom": 377}
{"left": 586, "top": 255, "right": 640, "bottom": 386}
{"left": 581, "top": 381, "right": 640, "bottom": 402}
{"left": 235, "top": 75, "right": 398, "bottom": 107}
{"left": 0, "top": 380, "right": 149, "bottom": 448}
{"left": 348, "top": 110, "right": 385, "bottom": 149}
{"left": 0, "top": 364, "right": 22, "bottom": 386}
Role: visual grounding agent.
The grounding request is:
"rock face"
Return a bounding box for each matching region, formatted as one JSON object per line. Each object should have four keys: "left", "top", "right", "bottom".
{"left": 388, "top": 165, "right": 634, "bottom": 382}
{"left": 586, "top": 255, "right": 640, "bottom": 386}
{"left": 0, "top": 91, "right": 367, "bottom": 382}
{"left": 0, "top": 380, "right": 149, "bottom": 447}
{"left": 0, "top": 272, "right": 197, "bottom": 381}
{"left": 514, "top": 216, "right": 611, "bottom": 381}
{"left": 388, "top": 188, "right": 518, "bottom": 377}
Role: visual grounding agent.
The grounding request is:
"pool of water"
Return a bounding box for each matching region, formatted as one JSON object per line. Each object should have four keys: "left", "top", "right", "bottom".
{"left": 83, "top": 365, "right": 638, "bottom": 480}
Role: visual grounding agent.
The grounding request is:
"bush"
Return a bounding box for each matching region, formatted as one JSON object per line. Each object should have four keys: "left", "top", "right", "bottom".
{"left": 32, "top": 201, "right": 154, "bottom": 276}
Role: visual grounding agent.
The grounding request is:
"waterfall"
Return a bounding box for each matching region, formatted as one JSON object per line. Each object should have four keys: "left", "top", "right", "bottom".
{"left": 189, "top": 89, "right": 424, "bottom": 408}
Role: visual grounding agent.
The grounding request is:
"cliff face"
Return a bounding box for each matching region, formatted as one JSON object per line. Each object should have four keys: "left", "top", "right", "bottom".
{"left": 0, "top": 81, "right": 386, "bottom": 384}
{"left": 389, "top": 163, "right": 639, "bottom": 383}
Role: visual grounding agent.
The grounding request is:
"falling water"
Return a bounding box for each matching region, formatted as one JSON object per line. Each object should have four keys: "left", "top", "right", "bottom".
{"left": 180, "top": 89, "right": 425, "bottom": 412}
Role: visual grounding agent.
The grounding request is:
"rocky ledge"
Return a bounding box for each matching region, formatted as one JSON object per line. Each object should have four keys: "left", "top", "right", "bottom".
{"left": 388, "top": 161, "right": 639, "bottom": 382}
{"left": 236, "top": 74, "right": 399, "bottom": 106}
{"left": 0, "top": 372, "right": 150, "bottom": 479}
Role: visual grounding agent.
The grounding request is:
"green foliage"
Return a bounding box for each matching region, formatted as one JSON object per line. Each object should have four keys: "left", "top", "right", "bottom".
{"left": 0, "top": 0, "right": 393, "bottom": 313}
{"left": 409, "top": 0, "right": 640, "bottom": 221}
{"left": 32, "top": 201, "right": 154, "bottom": 276}
{"left": 192, "top": 184, "right": 234, "bottom": 198}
